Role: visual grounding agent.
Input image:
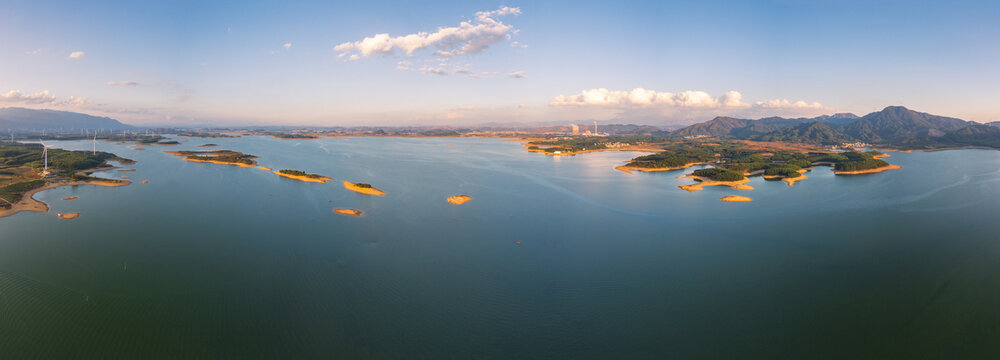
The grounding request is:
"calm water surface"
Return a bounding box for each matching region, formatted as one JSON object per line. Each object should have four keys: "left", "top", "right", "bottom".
{"left": 2, "top": 136, "right": 1000, "bottom": 358}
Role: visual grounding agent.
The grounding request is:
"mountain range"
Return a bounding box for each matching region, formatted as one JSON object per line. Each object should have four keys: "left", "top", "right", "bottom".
{"left": 0, "top": 107, "right": 133, "bottom": 131}
{"left": 670, "top": 106, "right": 999, "bottom": 148}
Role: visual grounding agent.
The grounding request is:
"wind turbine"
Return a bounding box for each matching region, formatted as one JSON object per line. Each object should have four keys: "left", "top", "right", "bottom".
{"left": 38, "top": 139, "right": 50, "bottom": 175}
{"left": 92, "top": 131, "right": 98, "bottom": 155}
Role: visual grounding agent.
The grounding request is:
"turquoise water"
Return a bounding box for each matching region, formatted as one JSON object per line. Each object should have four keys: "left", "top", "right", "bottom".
{"left": 2, "top": 136, "right": 1000, "bottom": 358}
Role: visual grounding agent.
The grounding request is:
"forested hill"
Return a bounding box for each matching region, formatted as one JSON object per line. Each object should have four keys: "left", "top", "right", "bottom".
{"left": 0, "top": 107, "right": 133, "bottom": 131}
{"left": 669, "top": 106, "right": 1000, "bottom": 149}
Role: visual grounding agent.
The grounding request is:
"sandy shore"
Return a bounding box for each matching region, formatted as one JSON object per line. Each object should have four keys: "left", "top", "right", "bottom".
{"left": 677, "top": 175, "right": 754, "bottom": 191}
{"left": 274, "top": 171, "right": 334, "bottom": 183}
{"left": 344, "top": 181, "right": 386, "bottom": 196}
{"left": 0, "top": 178, "right": 130, "bottom": 218}
{"left": 117, "top": 169, "right": 137, "bottom": 172}
{"left": 447, "top": 195, "right": 473, "bottom": 205}
{"left": 834, "top": 164, "right": 902, "bottom": 175}
{"left": 57, "top": 213, "right": 80, "bottom": 219}
{"left": 132, "top": 148, "right": 145, "bottom": 150}
{"left": 762, "top": 169, "right": 809, "bottom": 186}
{"left": 873, "top": 153, "right": 891, "bottom": 159}
{"left": 333, "top": 208, "right": 363, "bottom": 216}
{"left": 164, "top": 150, "right": 258, "bottom": 167}
{"left": 720, "top": 195, "right": 752, "bottom": 202}
{"left": 257, "top": 166, "right": 273, "bottom": 171}
{"left": 615, "top": 163, "right": 704, "bottom": 174}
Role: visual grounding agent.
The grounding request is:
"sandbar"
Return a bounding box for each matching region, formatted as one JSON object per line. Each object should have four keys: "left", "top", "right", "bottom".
{"left": 62, "top": 196, "right": 78, "bottom": 201}
{"left": 141, "top": 180, "right": 149, "bottom": 184}
{"left": 132, "top": 148, "right": 145, "bottom": 150}
{"left": 117, "top": 169, "right": 136, "bottom": 172}
{"left": 344, "top": 181, "right": 386, "bottom": 196}
{"left": 834, "top": 164, "right": 902, "bottom": 175}
{"left": 182, "top": 157, "right": 257, "bottom": 167}
{"left": 677, "top": 175, "right": 754, "bottom": 191}
{"left": 720, "top": 195, "right": 752, "bottom": 202}
{"left": 447, "top": 195, "right": 473, "bottom": 205}
{"left": 333, "top": 208, "right": 363, "bottom": 216}
{"left": 257, "top": 166, "right": 273, "bottom": 171}
{"left": 274, "top": 171, "right": 334, "bottom": 183}
{"left": 57, "top": 213, "right": 81, "bottom": 219}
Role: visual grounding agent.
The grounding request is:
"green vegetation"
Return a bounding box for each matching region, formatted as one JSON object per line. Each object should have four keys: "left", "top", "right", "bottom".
{"left": 353, "top": 183, "right": 373, "bottom": 188}
{"left": 0, "top": 180, "right": 46, "bottom": 207}
{"left": 692, "top": 168, "right": 746, "bottom": 181}
{"left": 531, "top": 135, "right": 668, "bottom": 153}
{"left": 174, "top": 150, "right": 258, "bottom": 165}
{"left": 1, "top": 143, "right": 129, "bottom": 175}
{"left": 278, "top": 169, "right": 326, "bottom": 179}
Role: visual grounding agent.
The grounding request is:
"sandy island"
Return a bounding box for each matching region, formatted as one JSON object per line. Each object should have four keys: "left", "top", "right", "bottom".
{"left": 333, "top": 208, "right": 363, "bottom": 216}
{"left": 141, "top": 180, "right": 148, "bottom": 184}
{"left": 0, "top": 179, "right": 130, "bottom": 218}
{"left": 62, "top": 196, "right": 78, "bottom": 200}
{"left": 344, "top": 181, "right": 386, "bottom": 196}
{"left": 720, "top": 195, "right": 752, "bottom": 202}
{"left": 677, "top": 175, "right": 754, "bottom": 191}
{"left": 132, "top": 148, "right": 145, "bottom": 150}
{"left": 117, "top": 169, "right": 136, "bottom": 172}
{"left": 762, "top": 169, "right": 809, "bottom": 186}
{"left": 197, "top": 144, "right": 219, "bottom": 147}
{"left": 615, "top": 163, "right": 704, "bottom": 174}
{"left": 274, "top": 171, "right": 334, "bottom": 183}
{"left": 834, "top": 164, "right": 903, "bottom": 175}
{"left": 257, "top": 166, "right": 273, "bottom": 171}
{"left": 447, "top": 195, "right": 473, "bottom": 205}
{"left": 164, "top": 150, "right": 258, "bottom": 168}
{"left": 57, "top": 213, "right": 81, "bottom": 219}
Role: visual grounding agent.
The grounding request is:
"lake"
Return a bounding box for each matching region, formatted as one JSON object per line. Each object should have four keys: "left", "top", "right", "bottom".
{"left": 2, "top": 136, "right": 1000, "bottom": 358}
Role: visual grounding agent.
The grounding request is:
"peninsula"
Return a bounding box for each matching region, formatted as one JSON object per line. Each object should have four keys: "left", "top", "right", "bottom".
{"left": 164, "top": 149, "right": 259, "bottom": 167}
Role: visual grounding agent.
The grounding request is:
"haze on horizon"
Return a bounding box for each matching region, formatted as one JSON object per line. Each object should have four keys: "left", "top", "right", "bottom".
{"left": 1, "top": 0, "right": 998, "bottom": 127}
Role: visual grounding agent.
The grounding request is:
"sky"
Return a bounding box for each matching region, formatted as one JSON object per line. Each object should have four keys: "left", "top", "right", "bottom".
{"left": 1, "top": 0, "right": 998, "bottom": 126}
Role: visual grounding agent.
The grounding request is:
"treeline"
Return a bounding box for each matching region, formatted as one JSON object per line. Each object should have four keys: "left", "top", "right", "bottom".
{"left": 692, "top": 168, "right": 746, "bottom": 181}
{"left": 278, "top": 169, "right": 325, "bottom": 179}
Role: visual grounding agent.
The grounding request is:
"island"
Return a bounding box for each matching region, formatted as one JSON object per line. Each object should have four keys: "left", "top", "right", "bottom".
{"left": 57, "top": 213, "right": 81, "bottom": 219}
{"left": 164, "top": 149, "right": 259, "bottom": 167}
{"left": 197, "top": 143, "right": 219, "bottom": 147}
{"left": 720, "top": 195, "right": 752, "bottom": 202}
{"left": 274, "top": 169, "right": 334, "bottom": 183}
{"left": 333, "top": 208, "right": 363, "bottom": 216}
{"left": 447, "top": 195, "right": 473, "bottom": 205}
{"left": 344, "top": 181, "right": 385, "bottom": 196}
{"left": 1, "top": 143, "right": 132, "bottom": 218}
{"left": 678, "top": 168, "right": 754, "bottom": 191}
{"left": 62, "top": 196, "right": 78, "bottom": 200}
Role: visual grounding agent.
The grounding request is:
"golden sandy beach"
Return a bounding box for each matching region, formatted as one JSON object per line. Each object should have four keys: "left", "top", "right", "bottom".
{"left": 57, "top": 213, "right": 81, "bottom": 219}
{"left": 447, "top": 195, "right": 472, "bottom": 204}
{"left": 720, "top": 195, "right": 752, "bottom": 202}
{"left": 615, "top": 163, "right": 704, "bottom": 174}
{"left": 274, "top": 171, "right": 334, "bottom": 183}
{"left": 677, "top": 175, "right": 754, "bottom": 191}
{"left": 834, "top": 164, "right": 903, "bottom": 175}
{"left": 333, "top": 208, "right": 363, "bottom": 216}
{"left": 344, "top": 181, "right": 386, "bottom": 196}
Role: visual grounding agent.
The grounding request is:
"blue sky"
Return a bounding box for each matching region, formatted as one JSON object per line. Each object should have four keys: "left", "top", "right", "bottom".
{"left": 1, "top": 0, "right": 998, "bottom": 126}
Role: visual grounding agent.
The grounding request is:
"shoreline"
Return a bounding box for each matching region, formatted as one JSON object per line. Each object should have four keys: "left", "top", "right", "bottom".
{"left": 0, "top": 178, "right": 130, "bottom": 218}
{"left": 677, "top": 175, "right": 754, "bottom": 191}
{"left": 615, "top": 162, "right": 705, "bottom": 174}
{"left": 344, "top": 181, "right": 386, "bottom": 196}
{"left": 720, "top": 195, "right": 752, "bottom": 202}
{"left": 274, "top": 171, "right": 334, "bottom": 183}
{"left": 834, "top": 164, "right": 903, "bottom": 175}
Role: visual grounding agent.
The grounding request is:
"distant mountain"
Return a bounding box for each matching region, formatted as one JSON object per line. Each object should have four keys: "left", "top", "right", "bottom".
{"left": 841, "top": 106, "right": 968, "bottom": 143}
{"left": 751, "top": 121, "right": 852, "bottom": 145}
{"left": 937, "top": 124, "right": 1000, "bottom": 148}
{"left": 0, "top": 107, "right": 133, "bottom": 131}
{"left": 987, "top": 121, "right": 1000, "bottom": 128}
{"left": 670, "top": 113, "right": 860, "bottom": 138}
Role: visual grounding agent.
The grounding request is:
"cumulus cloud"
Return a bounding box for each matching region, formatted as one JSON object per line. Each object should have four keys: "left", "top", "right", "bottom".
{"left": 63, "top": 96, "right": 87, "bottom": 107}
{"left": 753, "top": 99, "right": 824, "bottom": 109}
{"left": 0, "top": 90, "right": 57, "bottom": 104}
{"left": 506, "top": 70, "right": 526, "bottom": 79}
{"left": 68, "top": 51, "right": 86, "bottom": 59}
{"left": 106, "top": 81, "right": 138, "bottom": 86}
{"left": 283, "top": 43, "right": 292, "bottom": 49}
{"left": 334, "top": 6, "right": 520, "bottom": 60}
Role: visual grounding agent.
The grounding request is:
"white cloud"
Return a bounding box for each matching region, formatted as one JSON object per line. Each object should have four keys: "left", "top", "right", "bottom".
{"left": 0, "top": 90, "right": 57, "bottom": 104}
{"left": 550, "top": 88, "right": 824, "bottom": 111}
{"left": 25, "top": 49, "right": 41, "bottom": 56}
{"left": 506, "top": 71, "right": 526, "bottom": 79}
{"left": 419, "top": 66, "right": 448, "bottom": 76}
{"left": 63, "top": 96, "right": 87, "bottom": 107}
{"left": 396, "top": 61, "right": 412, "bottom": 71}
{"left": 283, "top": 43, "right": 292, "bottom": 49}
{"left": 753, "top": 99, "right": 824, "bottom": 109}
{"left": 68, "top": 51, "right": 86, "bottom": 59}
{"left": 106, "top": 81, "right": 138, "bottom": 86}
{"left": 334, "top": 7, "right": 520, "bottom": 60}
